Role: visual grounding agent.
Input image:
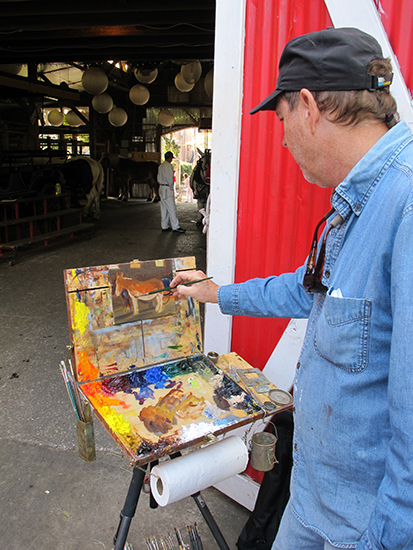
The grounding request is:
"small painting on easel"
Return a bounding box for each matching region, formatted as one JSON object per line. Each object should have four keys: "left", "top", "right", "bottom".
{"left": 109, "top": 260, "right": 178, "bottom": 325}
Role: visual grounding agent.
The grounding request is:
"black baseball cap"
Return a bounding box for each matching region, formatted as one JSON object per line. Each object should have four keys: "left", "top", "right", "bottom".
{"left": 164, "top": 151, "right": 174, "bottom": 160}
{"left": 250, "top": 27, "right": 391, "bottom": 114}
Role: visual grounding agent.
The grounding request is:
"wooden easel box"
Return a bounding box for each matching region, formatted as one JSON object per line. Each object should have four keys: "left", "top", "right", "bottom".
{"left": 64, "top": 256, "right": 264, "bottom": 466}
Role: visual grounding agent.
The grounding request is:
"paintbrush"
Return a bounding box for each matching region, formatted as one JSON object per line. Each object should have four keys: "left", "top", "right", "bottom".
{"left": 187, "top": 526, "right": 196, "bottom": 550}
{"left": 67, "top": 358, "right": 86, "bottom": 421}
{"left": 194, "top": 524, "right": 203, "bottom": 550}
{"left": 60, "top": 360, "right": 85, "bottom": 422}
{"left": 59, "top": 363, "right": 82, "bottom": 421}
{"left": 174, "top": 527, "right": 184, "bottom": 550}
{"left": 140, "top": 277, "right": 213, "bottom": 296}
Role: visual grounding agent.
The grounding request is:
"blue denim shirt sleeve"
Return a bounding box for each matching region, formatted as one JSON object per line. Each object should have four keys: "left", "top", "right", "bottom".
{"left": 217, "top": 265, "right": 314, "bottom": 319}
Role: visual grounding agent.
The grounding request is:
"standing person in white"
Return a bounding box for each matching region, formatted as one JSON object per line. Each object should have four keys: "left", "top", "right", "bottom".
{"left": 157, "top": 151, "right": 186, "bottom": 233}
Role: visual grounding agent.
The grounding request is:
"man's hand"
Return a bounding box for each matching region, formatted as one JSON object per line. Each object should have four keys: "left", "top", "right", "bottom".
{"left": 170, "top": 270, "right": 219, "bottom": 303}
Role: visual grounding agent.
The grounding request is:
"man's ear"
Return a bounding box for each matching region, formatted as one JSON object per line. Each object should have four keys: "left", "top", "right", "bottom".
{"left": 299, "top": 89, "right": 320, "bottom": 134}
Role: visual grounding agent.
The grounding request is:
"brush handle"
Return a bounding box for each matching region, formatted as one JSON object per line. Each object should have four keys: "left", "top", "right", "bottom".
{"left": 144, "top": 277, "right": 213, "bottom": 296}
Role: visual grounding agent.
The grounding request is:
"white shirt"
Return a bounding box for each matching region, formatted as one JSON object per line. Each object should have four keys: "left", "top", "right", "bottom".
{"left": 157, "top": 160, "right": 174, "bottom": 189}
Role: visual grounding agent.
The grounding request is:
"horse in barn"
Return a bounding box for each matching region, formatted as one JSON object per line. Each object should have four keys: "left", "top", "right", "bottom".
{"left": 100, "top": 153, "right": 160, "bottom": 202}
{"left": 190, "top": 149, "right": 211, "bottom": 225}
{"left": 58, "top": 156, "right": 104, "bottom": 218}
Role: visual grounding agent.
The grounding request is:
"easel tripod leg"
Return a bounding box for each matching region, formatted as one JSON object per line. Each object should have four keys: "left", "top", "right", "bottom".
{"left": 191, "top": 491, "right": 230, "bottom": 550}
{"left": 114, "top": 464, "right": 147, "bottom": 550}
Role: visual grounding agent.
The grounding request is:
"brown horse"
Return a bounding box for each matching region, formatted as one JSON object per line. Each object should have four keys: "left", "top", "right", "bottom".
{"left": 100, "top": 153, "right": 160, "bottom": 202}
{"left": 113, "top": 272, "right": 165, "bottom": 315}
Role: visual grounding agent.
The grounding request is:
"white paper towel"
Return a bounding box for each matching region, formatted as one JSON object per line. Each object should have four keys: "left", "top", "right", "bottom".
{"left": 150, "top": 435, "right": 248, "bottom": 506}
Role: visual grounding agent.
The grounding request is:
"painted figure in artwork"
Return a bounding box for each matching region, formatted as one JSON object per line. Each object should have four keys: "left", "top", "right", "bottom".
{"left": 113, "top": 272, "right": 165, "bottom": 314}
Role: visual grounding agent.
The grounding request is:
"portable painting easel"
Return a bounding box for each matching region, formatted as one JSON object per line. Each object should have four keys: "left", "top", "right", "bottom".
{"left": 63, "top": 257, "right": 292, "bottom": 549}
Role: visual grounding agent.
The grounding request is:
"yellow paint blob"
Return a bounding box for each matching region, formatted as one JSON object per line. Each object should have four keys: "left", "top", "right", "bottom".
{"left": 99, "top": 406, "right": 133, "bottom": 435}
{"left": 74, "top": 301, "right": 89, "bottom": 335}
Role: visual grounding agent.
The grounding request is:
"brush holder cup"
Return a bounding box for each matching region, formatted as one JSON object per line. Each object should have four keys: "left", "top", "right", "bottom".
{"left": 250, "top": 431, "right": 278, "bottom": 471}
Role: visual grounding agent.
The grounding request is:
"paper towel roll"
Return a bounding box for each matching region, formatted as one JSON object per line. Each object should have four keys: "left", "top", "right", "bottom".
{"left": 150, "top": 435, "right": 248, "bottom": 506}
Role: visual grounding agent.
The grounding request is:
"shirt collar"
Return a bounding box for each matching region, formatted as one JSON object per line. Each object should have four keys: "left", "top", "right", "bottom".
{"left": 331, "top": 121, "right": 413, "bottom": 220}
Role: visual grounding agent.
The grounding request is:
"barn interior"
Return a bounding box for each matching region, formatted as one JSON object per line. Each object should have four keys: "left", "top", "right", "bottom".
{"left": 0, "top": 3, "right": 252, "bottom": 550}
{"left": 0, "top": 1, "right": 214, "bottom": 205}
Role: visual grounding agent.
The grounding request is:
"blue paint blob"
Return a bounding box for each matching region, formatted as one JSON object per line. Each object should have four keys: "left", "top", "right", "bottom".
{"left": 129, "top": 371, "right": 147, "bottom": 388}
{"left": 144, "top": 366, "right": 170, "bottom": 389}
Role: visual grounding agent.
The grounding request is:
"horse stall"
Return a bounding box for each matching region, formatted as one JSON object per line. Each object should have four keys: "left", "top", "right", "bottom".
{"left": 0, "top": 150, "right": 95, "bottom": 264}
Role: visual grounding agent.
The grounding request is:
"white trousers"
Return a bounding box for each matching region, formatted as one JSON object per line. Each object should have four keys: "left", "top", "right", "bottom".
{"left": 159, "top": 185, "right": 180, "bottom": 230}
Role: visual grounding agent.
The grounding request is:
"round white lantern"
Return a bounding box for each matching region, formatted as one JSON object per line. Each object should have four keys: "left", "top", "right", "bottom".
{"left": 204, "top": 68, "right": 214, "bottom": 98}
{"left": 174, "top": 72, "right": 195, "bottom": 93}
{"left": 181, "top": 61, "right": 202, "bottom": 84}
{"left": 134, "top": 68, "right": 158, "bottom": 84}
{"left": 0, "top": 64, "right": 22, "bottom": 75}
{"left": 82, "top": 67, "right": 108, "bottom": 95}
{"left": 157, "top": 109, "right": 174, "bottom": 127}
{"left": 108, "top": 107, "right": 128, "bottom": 127}
{"left": 129, "top": 84, "right": 150, "bottom": 106}
{"left": 92, "top": 93, "right": 113, "bottom": 114}
{"left": 65, "top": 110, "right": 83, "bottom": 127}
{"left": 47, "top": 109, "right": 64, "bottom": 126}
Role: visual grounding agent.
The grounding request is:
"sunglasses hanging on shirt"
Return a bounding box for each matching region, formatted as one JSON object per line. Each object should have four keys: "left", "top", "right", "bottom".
{"left": 303, "top": 208, "right": 343, "bottom": 293}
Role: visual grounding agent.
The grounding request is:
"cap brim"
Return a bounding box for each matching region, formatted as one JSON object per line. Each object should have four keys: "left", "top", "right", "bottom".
{"left": 250, "top": 89, "right": 282, "bottom": 114}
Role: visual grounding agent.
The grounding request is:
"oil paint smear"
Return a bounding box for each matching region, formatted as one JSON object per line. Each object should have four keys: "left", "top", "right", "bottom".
{"left": 80, "top": 355, "right": 262, "bottom": 463}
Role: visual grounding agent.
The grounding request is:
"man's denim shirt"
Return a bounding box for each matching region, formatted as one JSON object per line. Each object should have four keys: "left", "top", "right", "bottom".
{"left": 218, "top": 122, "right": 413, "bottom": 549}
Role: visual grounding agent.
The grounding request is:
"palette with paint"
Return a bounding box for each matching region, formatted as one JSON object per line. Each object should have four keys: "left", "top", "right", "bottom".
{"left": 64, "top": 257, "right": 264, "bottom": 465}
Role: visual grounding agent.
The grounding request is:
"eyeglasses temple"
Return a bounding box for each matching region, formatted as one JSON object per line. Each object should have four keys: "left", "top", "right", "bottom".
{"left": 313, "top": 212, "right": 344, "bottom": 278}
{"left": 307, "top": 208, "right": 336, "bottom": 270}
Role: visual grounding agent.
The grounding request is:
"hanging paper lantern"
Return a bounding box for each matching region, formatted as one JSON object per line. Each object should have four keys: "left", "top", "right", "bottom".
{"left": 47, "top": 109, "right": 64, "bottom": 126}
{"left": 174, "top": 72, "right": 195, "bottom": 93}
{"left": 0, "top": 64, "right": 22, "bottom": 75}
{"left": 157, "top": 109, "right": 174, "bottom": 127}
{"left": 92, "top": 93, "right": 113, "bottom": 114}
{"left": 129, "top": 84, "right": 150, "bottom": 105}
{"left": 134, "top": 68, "right": 158, "bottom": 84}
{"left": 65, "top": 110, "right": 83, "bottom": 127}
{"left": 181, "top": 61, "right": 202, "bottom": 84}
{"left": 108, "top": 107, "right": 128, "bottom": 127}
{"left": 204, "top": 68, "right": 214, "bottom": 99}
{"left": 82, "top": 67, "right": 108, "bottom": 95}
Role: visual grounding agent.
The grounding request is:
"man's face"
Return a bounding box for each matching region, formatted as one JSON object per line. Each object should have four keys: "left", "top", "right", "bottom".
{"left": 276, "top": 96, "right": 332, "bottom": 188}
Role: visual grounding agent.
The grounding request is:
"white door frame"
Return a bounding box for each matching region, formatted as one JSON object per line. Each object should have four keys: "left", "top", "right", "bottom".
{"left": 203, "top": 0, "right": 247, "bottom": 357}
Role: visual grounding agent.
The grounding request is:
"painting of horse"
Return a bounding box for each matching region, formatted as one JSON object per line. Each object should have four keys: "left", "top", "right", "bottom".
{"left": 58, "top": 156, "right": 104, "bottom": 218}
{"left": 100, "top": 153, "right": 160, "bottom": 203}
{"left": 113, "top": 272, "right": 166, "bottom": 318}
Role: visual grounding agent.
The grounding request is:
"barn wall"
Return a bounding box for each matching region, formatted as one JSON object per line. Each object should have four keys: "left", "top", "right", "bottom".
{"left": 231, "top": 0, "right": 333, "bottom": 370}
{"left": 230, "top": 0, "right": 413, "bottom": 371}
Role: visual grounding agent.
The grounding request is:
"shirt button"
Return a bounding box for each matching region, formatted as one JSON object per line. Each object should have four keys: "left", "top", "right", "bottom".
{"left": 294, "top": 443, "right": 298, "bottom": 451}
{"left": 355, "top": 203, "right": 361, "bottom": 212}
{"left": 325, "top": 270, "right": 330, "bottom": 278}
{"left": 296, "top": 362, "right": 300, "bottom": 369}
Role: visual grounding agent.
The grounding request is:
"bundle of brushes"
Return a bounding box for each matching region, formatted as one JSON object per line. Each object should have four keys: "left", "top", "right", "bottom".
{"left": 144, "top": 524, "right": 203, "bottom": 550}
{"left": 59, "top": 358, "right": 86, "bottom": 422}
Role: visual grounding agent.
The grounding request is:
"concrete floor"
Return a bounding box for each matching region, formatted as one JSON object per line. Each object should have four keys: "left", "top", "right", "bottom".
{"left": 0, "top": 199, "right": 251, "bottom": 550}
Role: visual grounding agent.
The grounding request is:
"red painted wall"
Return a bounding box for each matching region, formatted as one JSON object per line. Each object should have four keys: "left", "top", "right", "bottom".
{"left": 231, "top": 0, "right": 413, "bottom": 374}
{"left": 231, "top": 0, "right": 332, "bottom": 370}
